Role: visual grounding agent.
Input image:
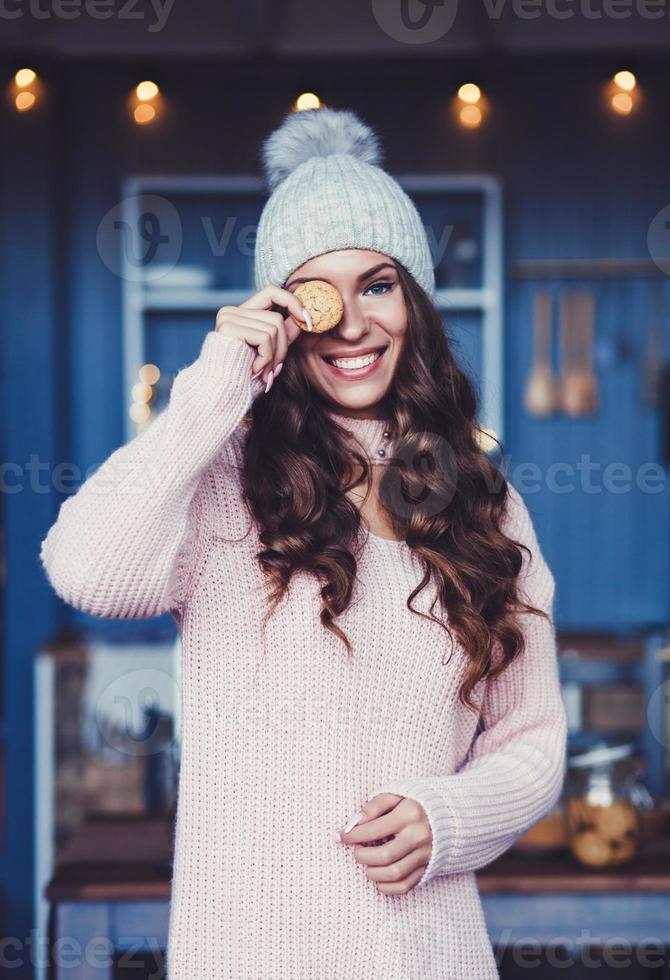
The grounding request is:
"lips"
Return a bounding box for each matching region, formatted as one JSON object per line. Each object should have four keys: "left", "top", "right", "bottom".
{"left": 320, "top": 345, "right": 388, "bottom": 380}
{"left": 321, "top": 346, "right": 387, "bottom": 365}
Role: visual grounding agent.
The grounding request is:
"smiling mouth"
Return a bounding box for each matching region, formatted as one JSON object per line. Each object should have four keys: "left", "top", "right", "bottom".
{"left": 321, "top": 347, "right": 388, "bottom": 370}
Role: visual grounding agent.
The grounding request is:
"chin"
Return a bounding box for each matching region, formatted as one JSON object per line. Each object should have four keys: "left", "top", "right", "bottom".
{"left": 324, "top": 389, "right": 391, "bottom": 416}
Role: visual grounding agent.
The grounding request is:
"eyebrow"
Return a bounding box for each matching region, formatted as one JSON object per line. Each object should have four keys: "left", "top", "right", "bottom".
{"left": 285, "top": 261, "right": 396, "bottom": 290}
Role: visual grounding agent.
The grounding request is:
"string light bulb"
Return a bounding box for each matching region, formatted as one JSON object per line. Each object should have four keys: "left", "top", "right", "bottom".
{"left": 139, "top": 364, "right": 160, "bottom": 385}
{"left": 130, "top": 80, "right": 161, "bottom": 125}
{"left": 134, "top": 103, "right": 156, "bottom": 124}
{"left": 458, "top": 83, "right": 481, "bottom": 105}
{"left": 131, "top": 382, "right": 153, "bottom": 403}
{"left": 129, "top": 402, "right": 151, "bottom": 424}
{"left": 611, "top": 92, "right": 633, "bottom": 115}
{"left": 455, "top": 83, "right": 485, "bottom": 128}
{"left": 459, "top": 104, "right": 482, "bottom": 128}
{"left": 294, "top": 92, "right": 322, "bottom": 112}
{"left": 15, "top": 91, "right": 36, "bottom": 112}
{"left": 608, "top": 70, "right": 638, "bottom": 116}
{"left": 131, "top": 364, "right": 160, "bottom": 430}
{"left": 613, "top": 70, "right": 636, "bottom": 92}
{"left": 15, "top": 68, "right": 36, "bottom": 88}
{"left": 12, "top": 67, "right": 39, "bottom": 112}
{"left": 136, "top": 80, "right": 159, "bottom": 102}
{"left": 476, "top": 427, "right": 499, "bottom": 454}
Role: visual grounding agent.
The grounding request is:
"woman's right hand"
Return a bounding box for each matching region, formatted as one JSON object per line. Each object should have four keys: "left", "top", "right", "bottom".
{"left": 214, "top": 285, "right": 307, "bottom": 391}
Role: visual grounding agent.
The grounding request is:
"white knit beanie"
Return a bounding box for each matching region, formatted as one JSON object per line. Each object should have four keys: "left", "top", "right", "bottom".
{"left": 253, "top": 107, "right": 436, "bottom": 300}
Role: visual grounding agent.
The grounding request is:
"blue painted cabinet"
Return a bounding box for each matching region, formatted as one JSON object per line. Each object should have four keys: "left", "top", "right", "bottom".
{"left": 506, "top": 276, "right": 670, "bottom": 628}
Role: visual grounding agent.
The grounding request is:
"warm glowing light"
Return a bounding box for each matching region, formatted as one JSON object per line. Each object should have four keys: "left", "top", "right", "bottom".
{"left": 131, "top": 382, "right": 153, "bottom": 403}
{"left": 476, "top": 427, "right": 499, "bottom": 453}
{"left": 15, "top": 68, "right": 36, "bottom": 88}
{"left": 134, "top": 103, "right": 156, "bottom": 124}
{"left": 458, "top": 83, "right": 481, "bottom": 104}
{"left": 139, "top": 363, "right": 160, "bottom": 385}
{"left": 611, "top": 92, "right": 633, "bottom": 115}
{"left": 15, "top": 91, "right": 36, "bottom": 112}
{"left": 136, "top": 80, "right": 159, "bottom": 102}
{"left": 459, "top": 104, "right": 482, "bottom": 128}
{"left": 614, "top": 70, "right": 636, "bottom": 92}
{"left": 295, "top": 92, "right": 321, "bottom": 111}
{"left": 130, "top": 402, "right": 151, "bottom": 424}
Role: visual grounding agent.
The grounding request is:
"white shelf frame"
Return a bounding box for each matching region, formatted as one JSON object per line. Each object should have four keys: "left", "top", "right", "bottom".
{"left": 120, "top": 174, "right": 504, "bottom": 444}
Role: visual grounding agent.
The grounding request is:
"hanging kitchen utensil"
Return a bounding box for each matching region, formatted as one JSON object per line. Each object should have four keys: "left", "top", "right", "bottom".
{"left": 559, "top": 291, "right": 580, "bottom": 416}
{"left": 559, "top": 292, "right": 598, "bottom": 417}
{"left": 524, "top": 291, "right": 559, "bottom": 417}
{"left": 576, "top": 290, "right": 599, "bottom": 415}
{"left": 640, "top": 282, "right": 664, "bottom": 409}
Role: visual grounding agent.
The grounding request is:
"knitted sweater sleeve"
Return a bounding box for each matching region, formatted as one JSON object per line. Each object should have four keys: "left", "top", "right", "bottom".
{"left": 39, "top": 330, "right": 264, "bottom": 619}
{"left": 369, "top": 483, "right": 567, "bottom": 888}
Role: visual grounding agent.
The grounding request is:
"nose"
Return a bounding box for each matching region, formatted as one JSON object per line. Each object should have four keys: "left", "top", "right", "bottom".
{"left": 329, "top": 297, "right": 369, "bottom": 343}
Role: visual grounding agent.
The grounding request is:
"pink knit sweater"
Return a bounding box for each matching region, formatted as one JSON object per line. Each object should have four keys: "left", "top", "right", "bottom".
{"left": 40, "top": 329, "right": 568, "bottom": 979}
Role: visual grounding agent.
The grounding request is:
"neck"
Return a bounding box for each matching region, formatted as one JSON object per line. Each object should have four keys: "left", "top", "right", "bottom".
{"left": 325, "top": 407, "right": 394, "bottom": 467}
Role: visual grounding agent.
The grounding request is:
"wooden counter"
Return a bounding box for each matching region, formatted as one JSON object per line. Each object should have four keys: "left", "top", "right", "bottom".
{"left": 45, "top": 813, "right": 670, "bottom": 977}
{"left": 45, "top": 813, "right": 173, "bottom": 903}
{"left": 478, "top": 836, "right": 670, "bottom": 893}
{"left": 46, "top": 811, "right": 670, "bottom": 902}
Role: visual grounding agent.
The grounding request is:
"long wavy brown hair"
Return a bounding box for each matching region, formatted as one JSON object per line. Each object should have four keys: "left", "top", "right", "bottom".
{"left": 238, "top": 260, "right": 551, "bottom": 712}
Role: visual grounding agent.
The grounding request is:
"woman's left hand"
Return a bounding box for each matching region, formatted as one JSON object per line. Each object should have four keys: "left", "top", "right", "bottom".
{"left": 336, "top": 793, "right": 433, "bottom": 895}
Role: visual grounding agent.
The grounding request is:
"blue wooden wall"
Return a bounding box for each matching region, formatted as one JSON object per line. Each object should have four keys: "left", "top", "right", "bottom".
{"left": 1, "top": 71, "right": 65, "bottom": 968}
{"left": 1, "top": 53, "right": 667, "bottom": 970}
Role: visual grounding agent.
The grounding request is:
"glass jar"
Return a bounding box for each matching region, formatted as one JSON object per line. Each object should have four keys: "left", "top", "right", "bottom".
{"left": 565, "top": 742, "right": 641, "bottom": 869}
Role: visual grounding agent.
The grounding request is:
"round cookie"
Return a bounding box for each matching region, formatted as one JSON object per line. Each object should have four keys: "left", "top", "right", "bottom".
{"left": 290, "top": 280, "right": 344, "bottom": 333}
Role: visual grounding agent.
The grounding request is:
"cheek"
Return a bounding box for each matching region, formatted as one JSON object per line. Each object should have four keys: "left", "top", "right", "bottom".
{"left": 293, "top": 342, "right": 323, "bottom": 380}
{"left": 293, "top": 336, "right": 317, "bottom": 363}
{"left": 382, "top": 296, "right": 408, "bottom": 341}
{"left": 385, "top": 315, "right": 408, "bottom": 348}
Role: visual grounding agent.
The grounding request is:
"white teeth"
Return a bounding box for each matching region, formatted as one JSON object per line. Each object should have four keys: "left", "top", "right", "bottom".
{"left": 325, "top": 350, "right": 384, "bottom": 370}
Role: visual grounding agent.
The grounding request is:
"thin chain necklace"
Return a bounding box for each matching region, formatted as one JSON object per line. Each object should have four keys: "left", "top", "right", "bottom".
{"left": 344, "top": 427, "right": 392, "bottom": 499}
{"left": 375, "top": 427, "right": 393, "bottom": 460}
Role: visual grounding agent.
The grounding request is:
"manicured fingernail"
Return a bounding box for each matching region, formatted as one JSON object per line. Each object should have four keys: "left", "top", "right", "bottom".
{"left": 303, "top": 308, "right": 313, "bottom": 332}
{"left": 273, "top": 361, "right": 284, "bottom": 378}
{"left": 264, "top": 370, "right": 274, "bottom": 393}
{"left": 333, "top": 830, "right": 343, "bottom": 843}
{"left": 251, "top": 368, "right": 263, "bottom": 380}
{"left": 341, "top": 811, "right": 365, "bottom": 833}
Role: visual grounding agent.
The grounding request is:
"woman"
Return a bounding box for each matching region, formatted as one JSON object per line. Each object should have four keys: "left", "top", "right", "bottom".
{"left": 40, "top": 107, "right": 567, "bottom": 979}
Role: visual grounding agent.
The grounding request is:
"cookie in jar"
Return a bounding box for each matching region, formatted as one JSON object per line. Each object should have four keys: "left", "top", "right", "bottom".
{"left": 565, "top": 742, "right": 641, "bottom": 868}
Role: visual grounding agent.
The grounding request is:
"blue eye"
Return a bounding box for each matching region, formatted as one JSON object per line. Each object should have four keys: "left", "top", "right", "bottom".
{"left": 364, "top": 280, "right": 395, "bottom": 296}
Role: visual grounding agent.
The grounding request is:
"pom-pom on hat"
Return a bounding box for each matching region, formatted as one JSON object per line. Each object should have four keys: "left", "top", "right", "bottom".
{"left": 253, "top": 107, "right": 436, "bottom": 300}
